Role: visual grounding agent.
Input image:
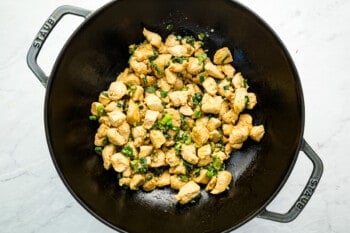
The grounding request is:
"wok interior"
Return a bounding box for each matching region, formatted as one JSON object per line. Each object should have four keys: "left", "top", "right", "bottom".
{"left": 46, "top": 0, "right": 304, "bottom": 232}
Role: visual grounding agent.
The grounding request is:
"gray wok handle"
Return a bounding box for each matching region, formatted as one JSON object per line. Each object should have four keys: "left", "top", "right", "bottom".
{"left": 26, "top": 5, "right": 91, "bottom": 87}
{"left": 258, "top": 139, "right": 323, "bottom": 222}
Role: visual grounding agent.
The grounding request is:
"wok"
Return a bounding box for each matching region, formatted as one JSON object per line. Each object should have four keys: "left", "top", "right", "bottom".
{"left": 26, "top": 0, "right": 323, "bottom": 232}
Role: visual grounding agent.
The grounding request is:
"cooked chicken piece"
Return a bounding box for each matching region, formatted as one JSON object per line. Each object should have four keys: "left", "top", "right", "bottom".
{"left": 217, "top": 79, "right": 233, "bottom": 97}
{"left": 107, "top": 128, "right": 128, "bottom": 146}
{"left": 102, "top": 144, "right": 115, "bottom": 170}
{"left": 94, "top": 134, "right": 105, "bottom": 146}
{"left": 143, "top": 110, "right": 159, "bottom": 129}
{"left": 173, "top": 78, "right": 184, "bottom": 90}
{"left": 225, "top": 144, "right": 233, "bottom": 155}
{"left": 233, "top": 88, "right": 248, "bottom": 113}
{"left": 213, "top": 47, "right": 233, "bottom": 65}
{"left": 157, "top": 171, "right": 171, "bottom": 187}
{"left": 197, "top": 144, "right": 211, "bottom": 159}
{"left": 221, "top": 64, "right": 236, "bottom": 77}
{"left": 168, "top": 45, "right": 192, "bottom": 57}
{"left": 108, "top": 81, "right": 127, "bottom": 101}
{"left": 213, "top": 151, "right": 229, "bottom": 161}
{"left": 111, "top": 153, "right": 130, "bottom": 172}
{"left": 219, "top": 100, "right": 229, "bottom": 118}
{"left": 231, "top": 143, "right": 243, "bottom": 150}
{"left": 90, "top": 102, "right": 103, "bottom": 116}
{"left": 181, "top": 144, "right": 198, "bottom": 164}
{"left": 174, "top": 181, "right": 201, "bottom": 204}
{"left": 179, "top": 105, "right": 194, "bottom": 116}
{"left": 132, "top": 85, "right": 144, "bottom": 102}
{"left": 98, "top": 92, "right": 111, "bottom": 106}
{"left": 207, "top": 118, "right": 221, "bottom": 131}
{"left": 168, "top": 91, "right": 188, "bottom": 107}
{"left": 222, "top": 124, "right": 234, "bottom": 136}
{"left": 130, "top": 174, "right": 146, "bottom": 190}
{"left": 165, "top": 148, "right": 181, "bottom": 167}
{"left": 150, "top": 150, "right": 166, "bottom": 167}
{"left": 150, "top": 130, "right": 166, "bottom": 149}
{"left": 222, "top": 109, "right": 239, "bottom": 124}
{"left": 129, "top": 57, "right": 151, "bottom": 75}
{"left": 205, "top": 176, "right": 217, "bottom": 191}
{"left": 139, "top": 145, "right": 153, "bottom": 157}
{"left": 249, "top": 125, "right": 265, "bottom": 142}
{"left": 168, "top": 61, "right": 188, "bottom": 73}
{"left": 237, "top": 114, "right": 253, "bottom": 130}
{"left": 143, "top": 174, "right": 157, "bottom": 191}
{"left": 204, "top": 61, "right": 225, "bottom": 79}
{"left": 122, "top": 73, "right": 141, "bottom": 86}
{"left": 195, "top": 117, "right": 209, "bottom": 128}
{"left": 132, "top": 126, "right": 146, "bottom": 147}
{"left": 169, "top": 161, "right": 187, "bottom": 175}
{"left": 202, "top": 77, "right": 218, "bottom": 95}
{"left": 192, "top": 169, "right": 210, "bottom": 184}
{"left": 96, "top": 124, "right": 109, "bottom": 138}
{"left": 165, "top": 68, "right": 177, "bottom": 85}
{"left": 117, "top": 121, "right": 131, "bottom": 141}
{"left": 201, "top": 94, "right": 223, "bottom": 114}
{"left": 211, "top": 171, "right": 232, "bottom": 194}
{"left": 165, "top": 34, "right": 180, "bottom": 47}
{"left": 164, "top": 108, "right": 181, "bottom": 127}
{"left": 108, "top": 110, "right": 126, "bottom": 128}
{"left": 191, "top": 125, "right": 209, "bottom": 146}
{"left": 143, "top": 28, "right": 162, "bottom": 48}
{"left": 122, "top": 166, "right": 132, "bottom": 178}
{"left": 156, "top": 78, "right": 172, "bottom": 92}
{"left": 119, "top": 178, "right": 131, "bottom": 187}
{"left": 232, "top": 72, "right": 245, "bottom": 89}
{"left": 104, "top": 101, "right": 118, "bottom": 112}
{"left": 209, "top": 130, "right": 221, "bottom": 142}
{"left": 145, "top": 94, "right": 164, "bottom": 112}
{"left": 126, "top": 100, "right": 141, "bottom": 124}
{"left": 228, "top": 126, "right": 250, "bottom": 145}
{"left": 247, "top": 93, "right": 257, "bottom": 109}
{"left": 187, "top": 57, "right": 203, "bottom": 75}
{"left": 98, "top": 116, "right": 111, "bottom": 126}
{"left": 133, "top": 43, "right": 154, "bottom": 61}
{"left": 158, "top": 44, "right": 168, "bottom": 54}
{"left": 170, "top": 175, "right": 188, "bottom": 190}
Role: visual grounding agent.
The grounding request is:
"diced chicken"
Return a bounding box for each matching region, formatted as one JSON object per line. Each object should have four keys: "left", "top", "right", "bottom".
{"left": 205, "top": 177, "right": 217, "bottom": 191}
{"left": 237, "top": 114, "right": 253, "bottom": 130}
{"left": 187, "top": 57, "right": 203, "bottom": 75}
{"left": 119, "top": 178, "right": 131, "bottom": 187}
{"left": 98, "top": 93, "right": 111, "bottom": 106}
{"left": 191, "top": 125, "right": 209, "bottom": 146}
{"left": 232, "top": 72, "right": 245, "bottom": 89}
{"left": 221, "top": 64, "right": 236, "bottom": 77}
{"left": 169, "top": 161, "right": 187, "bottom": 175}
{"left": 219, "top": 101, "right": 229, "bottom": 118}
{"left": 107, "top": 128, "right": 128, "bottom": 146}
{"left": 222, "top": 109, "right": 239, "bottom": 124}
{"left": 126, "top": 100, "right": 141, "bottom": 124}
{"left": 98, "top": 116, "right": 111, "bottom": 126}
{"left": 213, "top": 47, "right": 233, "bottom": 65}
{"left": 225, "top": 144, "right": 233, "bottom": 155}
{"left": 122, "top": 166, "right": 132, "bottom": 178}
{"left": 117, "top": 121, "right": 131, "bottom": 142}
{"left": 181, "top": 144, "right": 198, "bottom": 164}
{"left": 157, "top": 78, "right": 172, "bottom": 92}
{"left": 150, "top": 150, "right": 166, "bottom": 167}
{"left": 233, "top": 88, "right": 248, "bottom": 113}
{"left": 165, "top": 34, "right": 180, "bottom": 47}
{"left": 94, "top": 134, "right": 105, "bottom": 146}
{"left": 247, "top": 93, "right": 257, "bottom": 109}
{"left": 108, "top": 81, "right": 127, "bottom": 101}
{"left": 133, "top": 43, "right": 154, "bottom": 61}
{"left": 217, "top": 79, "right": 233, "bottom": 97}
{"left": 150, "top": 130, "right": 166, "bottom": 149}
{"left": 168, "top": 91, "right": 188, "bottom": 107}
{"left": 139, "top": 145, "right": 153, "bottom": 157}
{"left": 174, "top": 181, "right": 201, "bottom": 204}
{"left": 96, "top": 124, "right": 109, "bottom": 138}
{"left": 213, "top": 151, "right": 229, "bottom": 161}
{"left": 204, "top": 62, "right": 225, "bottom": 79}
{"left": 173, "top": 78, "right": 184, "bottom": 90}
{"left": 111, "top": 153, "right": 130, "bottom": 172}
{"left": 192, "top": 169, "right": 210, "bottom": 184}
{"left": 163, "top": 108, "right": 181, "bottom": 127}
{"left": 165, "top": 148, "right": 180, "bottom": 167}
{"left": 130, "top": 174, "right": 146, "bottom": 190}
{"left": 143, "top": 110, "right": 159, "bottom": 129}
{"left": 202, "top": 77, "right": 218, "bottom": 95}
{"left": 207, "top": 118, "right": 221, "bottom": 131}
{"left": 229, "top": 126, "right": 250, "bottom": 145}
{"left": 143, "top": 174, "right": 157, "bottom": 191}
{"left": 222, "top": 124, "right": 234, "bottom": 136}
{"left": 168, "top": 45, "right": 192, "bottom": 57}
{"left": 165, "top": 68, "right": 177, "bottom": 85}
{"left": 102, "top": 144, "right": 115, "bottom": 170}
{"left": 143, "top": 28, "right": 162, "bottom": 48}
{"left": 145, "top": 94, "right": 164, "bottom": 112}
{"left": 132, "top": 86, "right": 144, "bottom": 102}
{"left": 170, "top": 175, "right": 187, "bottom": 190}
{"left": 195, "top": 117, "right": 209, "bottom": 128}
{"left": 211, "top": 171, "right": 232, "bottom": 194}
{"left": 123, "top": 73, "right": 141, "bottom": 86}
{"left": 129, "top": 57, "right": 151, "bottom": 75}
{"left": 168, "top": 61, "right": 188, "bottom": 73}
{"left": 179, "top": 105, "right": 194, "bottom": 116}
{"left": 104, "top": 101, "right": 118, "bottom": 112}
{"left": 201, "top": 94, "right": 223, "bottom": 114}
{"left": 249, "top": 125, "right": 265, "bottom": 142}
{"left": 231, "top": 143, "right": 243, "bottom": 150}
{"left": 91, "top": 102, "right": 103, "bottom": 116}
{"left": 108, "top": 110, "right": 126, "bottom": 127}
{"left": 157, "top": 171, "right": 171, "bottom": 187}
{"left": 209, "top": 130, "right": 221, "bottom": 142}
{"left": 132, "top": 126, "right": 146, "bottom": 147}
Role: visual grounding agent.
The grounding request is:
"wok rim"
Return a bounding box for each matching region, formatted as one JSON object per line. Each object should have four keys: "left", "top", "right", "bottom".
{"left": 43, "top": 0, "right": 305, "bottom": 232}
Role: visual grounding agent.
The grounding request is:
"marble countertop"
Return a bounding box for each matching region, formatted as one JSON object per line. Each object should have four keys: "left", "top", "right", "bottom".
{"left": 1, "top": 0, "right": 349, "bottom": 232}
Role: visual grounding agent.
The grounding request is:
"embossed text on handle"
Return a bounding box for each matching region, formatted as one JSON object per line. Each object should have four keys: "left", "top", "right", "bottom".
{"left": 32, "top": 17, "right": 56, "bottom": 48}
{"left": 295, "top": 178, "right": 319, "bottom": 210}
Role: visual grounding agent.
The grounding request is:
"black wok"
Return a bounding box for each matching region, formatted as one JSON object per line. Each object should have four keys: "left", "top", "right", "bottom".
{"left": 27, "top": 0, "right": 323, "bottom": 232}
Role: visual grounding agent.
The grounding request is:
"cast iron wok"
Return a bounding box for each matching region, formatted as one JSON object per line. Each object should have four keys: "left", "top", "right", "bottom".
{"left": 27, "top": 0, "right": 323, "bottom": 232}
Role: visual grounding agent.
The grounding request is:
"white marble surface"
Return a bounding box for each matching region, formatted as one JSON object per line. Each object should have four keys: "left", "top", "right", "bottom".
{"left": 0, "top": 0, "right": 349, "bottom": 232}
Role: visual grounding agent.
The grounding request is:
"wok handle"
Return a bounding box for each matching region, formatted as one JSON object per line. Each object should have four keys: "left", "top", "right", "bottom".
{"left": 258, "top": 139, "right": 323, "bottom": 223}
{"left": 26, "top": 5, "right": 91, "bottom": 87}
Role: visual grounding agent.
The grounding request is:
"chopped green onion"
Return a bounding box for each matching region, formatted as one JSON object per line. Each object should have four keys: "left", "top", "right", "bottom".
{"left": 197, "top": 53, "right": 207, "bottom": 66}
{"left": 223, "top": 85, "right": 230, "bottom": 90}
{"left": 226, "top": 77, "right": 233, "bottom": 82}
{"left": 152, "top": 63, "right": 164, "bottom": 75}
{"left": 166, "top": 24, "right": 173, "bottom": 31}
{"left": 193, "top": 110, "right": 202, "bottom": 118}
{"left": 160, "top": 90, "right": 168, "bottom": 98}
{"left": 199, "top": 73, "right": 205, "bottom": 83}
{"left": 178, "top": 174, "right": 189, "bottom": 182}
{"left": 146, "top": 173, "right": 153, "bottom": 181}
{"left": 102, "top": 137, "right": 109, "bottom": 146}
{"left": 206, "top": 168, "right": 217, "bottom": 179}
{"left": 145, "top": 86, "right": 156, "bottom": 93}
{"left": 184, "top": 35, "right": 195, "bottom": 47}
{"left": 192, "top": 93, "right": 203, "bottom": 106}
{"left": 131, "top": 157, "right": 148, "bottom": 174}
{"left": 160, "top": 114, "right": 173, "bottom": 127}
{"left": 243, "top": 78, "right": 248, "bottom": 88}
{"left": 182, "top": 86, "right": 189, "bottom": 91}
{"left": 198, "top": 33, "right": 205, "bottom": 41}
{"left": 94, "top": 146, "right": 103, "bottom": 155}
{"left": 245, "top": 95, "right": 250, "bottom": 108}
{"left": 175, "top": 141, "right": 182, "bottom": 151}
{"left": 96, "top": 105, "right": 104, "bottom": 117}
{"left": 193, "top": 168, "right": 201, "bottom": 177}
{"left": 121, "top": 145, "right": 134, "bottom": 159}
{"left": 171, "top": 56, "right": 188, "bottom": 64}
{"left": 100, "top": 91, "right": 109, "bottom": 97}
{"left": 183, "top": 160, "right": 194, "bottom": 171}
{"left": 128, "top": 44, "right": 137, "bottom": 55}
{"left": 89, "top": 115, "right": 97, "bottom": 121}
{"left": 212, "top": 157, "right": 222, "bottom": 170}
